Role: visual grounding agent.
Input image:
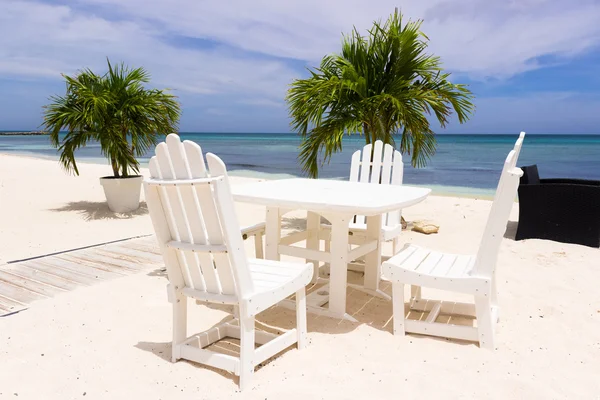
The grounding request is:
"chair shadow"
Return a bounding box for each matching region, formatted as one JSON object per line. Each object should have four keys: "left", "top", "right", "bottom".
{"left": 504, "top": 220, "right": 518, "bottom": 240}
{"left": 49, "top": 201, "right": 148, "bottom": 221}
{"left": 147, "top": 267, "right": 167, "bottom": 278}
{"left": 281, "top": 216, "right": 306, "bottom": 232}
{"left": 135, "top": 314, "right": 296, "bottom": 387}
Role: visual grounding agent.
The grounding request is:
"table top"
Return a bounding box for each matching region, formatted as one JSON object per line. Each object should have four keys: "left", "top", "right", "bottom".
{"left": 231, "top": 178, "right": 431, "bottom": 215}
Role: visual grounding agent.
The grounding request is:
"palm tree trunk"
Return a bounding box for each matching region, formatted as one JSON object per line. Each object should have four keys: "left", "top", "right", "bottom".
{"left": 363, "top": 123, "right": 371, "bottom": 144}
{"left": 111, "top": 158, "right": 119, "bottom": 177}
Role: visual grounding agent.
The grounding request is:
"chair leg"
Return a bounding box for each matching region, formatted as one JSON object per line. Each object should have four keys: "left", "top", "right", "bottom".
{"left": 410, "top": 285, "right": 422, "bottom": 301}
{"left": 392, "top": 282, "right": 406, "bottom": 336}
{"left": 392, "top": 236, "right": 400, "bottom": 256}
{"left": 475, "top": 295, "right": 495, "bottom": 350}
{"left": 239, "top": 316, "right": 255, "bottom": 390}
{"left": 491, "top": 274, "right": 499, "bottom": 322}
{"left": 295, "top": 288, "right": 307, "bottom": 349}
{"left": 172, "top": 293, "right": 188, "bottom": 362}
{"left": 254, "top": 233, "right": 264, "bottom": 259}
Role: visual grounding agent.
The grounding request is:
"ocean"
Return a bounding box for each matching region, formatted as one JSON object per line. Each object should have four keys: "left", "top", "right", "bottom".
{"left": 1, "top": 133, "right": 599, "bottom": 197}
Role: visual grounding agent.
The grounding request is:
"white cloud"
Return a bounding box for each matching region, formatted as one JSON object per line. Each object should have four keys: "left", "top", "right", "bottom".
{"left": 2, "top": 0, "right": 600, "bottom": 131}
{"left": 76, "top": 0, "right": 600, "bottom": 77}
{"left": 0, "top": 0, "right": 298, "bottom": 101}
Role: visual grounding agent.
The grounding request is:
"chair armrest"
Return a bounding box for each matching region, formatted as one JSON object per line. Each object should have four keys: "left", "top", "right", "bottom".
{"left": 241, "top": 222, "right": 266, "bottom": 240}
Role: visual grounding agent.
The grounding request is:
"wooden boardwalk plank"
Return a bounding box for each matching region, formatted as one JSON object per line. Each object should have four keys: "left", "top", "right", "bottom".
{"left": 65, "top": 251, "right": 142, "bottom": 273}
{"left": 0, "top": 294, "right": 26, "bottom": 314}
{"left": 4, "top": 265, "right": 81, "bottom": 291}
{"left": 0, "top": 236, "right": 160, "bottom": 316}
{"left": 20, "top": 260, "right": 98, "bottom": 285}
{"left": 0, "top": 270, "right": 63, "bottom": 297}
{"left": 58, "top": 252, "right": 133, "bottom": 275}
{"left": 0, "top": 279, "right": 46, "bottom": 304}
{"left": 122, "top": 241, "right": 161, "bottom": 255}
{"left": 35, "top": 257, "right": 117, "bottom": 280}
{"left": 106, "top": 245, "right": 163, "bottom": 264}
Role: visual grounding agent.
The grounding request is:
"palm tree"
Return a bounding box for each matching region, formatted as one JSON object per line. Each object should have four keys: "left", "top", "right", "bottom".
{"left": 43, "top": 59, "right": 181, "bottom": 177}
{"left": 287, "top": 10, "right": 475, "bottom": 178}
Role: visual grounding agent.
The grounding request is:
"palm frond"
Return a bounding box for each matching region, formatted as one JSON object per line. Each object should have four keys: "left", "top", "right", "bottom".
{"left": 43, "top": 59, "right": 181, "bottom": 176}
{"left": 286, "top": 9, "right": 475, "bottom": 173}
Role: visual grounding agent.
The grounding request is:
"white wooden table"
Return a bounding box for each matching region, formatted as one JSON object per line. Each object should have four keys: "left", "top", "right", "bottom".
{"left": 232, "top": 178, "right": 431, "bottom": 321}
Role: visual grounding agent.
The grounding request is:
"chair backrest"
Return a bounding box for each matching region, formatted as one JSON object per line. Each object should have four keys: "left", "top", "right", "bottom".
{"left": 472, "top": 150, "right": 523, "bottom": 278}
{"left": 491, "top": 132, "right": 525, "bottom": 204}
{"left": 144, "top": 134, "right": 254, "bottom": 301}
{"left": 513, "top": 132, "right": 526, "bottom": 166}
{"left": 350, "top": 140, "right": 404, "bottom": 227}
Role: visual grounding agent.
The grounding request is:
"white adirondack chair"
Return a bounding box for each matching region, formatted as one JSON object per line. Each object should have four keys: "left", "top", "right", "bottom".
{"left": 382, "top": 149, "right": 523, "bottom": 349}
{"left": 144, "top": 134, "right": 313, "bottom": 390}
{"left": 318, "top": 140, "right": 404, "bottom": 277}
{"left": 347, "top": 140, "right": 405, "bottom": 248}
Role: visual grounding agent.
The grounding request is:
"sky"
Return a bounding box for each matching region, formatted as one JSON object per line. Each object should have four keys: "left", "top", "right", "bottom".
{"left": 1, "top": 0, "right": 600, "bottom": 134}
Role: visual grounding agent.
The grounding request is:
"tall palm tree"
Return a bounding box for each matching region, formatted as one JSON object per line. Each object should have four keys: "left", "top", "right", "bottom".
{"left": 43, "top": 59, "right": 180, "bottom": 177}
{"left": 287, "top": 10, "right": 475, "bottom": 178}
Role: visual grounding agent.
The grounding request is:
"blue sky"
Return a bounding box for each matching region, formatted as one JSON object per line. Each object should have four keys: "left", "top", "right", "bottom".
{"left": 1, "top": 0, "right": 600, "bottom": 134}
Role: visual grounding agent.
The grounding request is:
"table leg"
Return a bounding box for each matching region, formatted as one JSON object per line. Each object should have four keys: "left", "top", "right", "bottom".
{"left": 306, "top": 211, "right": 320, "bottom": 282}
{"left": 325, "top": 213, "right": 352, "bottom": 318}
{"left": 364, "top": 214, "right": 382, "bottom": 290}
{"left": 356, "top": 214, "right": 390, "bottom": 300}
{"left": 265, "top": 207, "right": 281, "bottom": 261}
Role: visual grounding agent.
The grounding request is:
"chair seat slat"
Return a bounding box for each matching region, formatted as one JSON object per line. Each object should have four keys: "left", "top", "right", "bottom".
{"left": 167, "top": 241, "right": 228, "bottom": 253}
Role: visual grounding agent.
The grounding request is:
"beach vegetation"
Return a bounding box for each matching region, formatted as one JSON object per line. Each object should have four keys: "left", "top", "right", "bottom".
{"left": 287, "top": 10, "right": 475, "bottom": 177}
{"left": 43, "top": 59, "right": 180, "bottom": 177}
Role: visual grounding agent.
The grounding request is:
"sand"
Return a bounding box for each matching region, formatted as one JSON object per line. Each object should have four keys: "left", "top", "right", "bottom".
{"left": 1, "top": 154, "right": 599, "bottom": 399}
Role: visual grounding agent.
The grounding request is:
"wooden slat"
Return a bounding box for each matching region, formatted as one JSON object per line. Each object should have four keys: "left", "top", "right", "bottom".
{"left": 4, "top": 265, "right": 81, "bottom": 291}
{"left": 349, "top": 150, "right": 361, "bottom": 183}
{"left": 168, "top": 135, "right": 208, "bottom": 292}
{"left": 58, "top": 253, "right": 132, "bottom": 275}
{"left": 425, "top": 302, "right": 442, "bottom": 323}
{"left": 404, "top": 319, "right": 479, "bottom": 342}
{"left": 91, "top": 248, "right": 155, "bottom": 270}
{"left": 381, "top": 143, "right": 394, "bottom": 185}
{"left": 400, "top": 248, "right": 431, "bottom": 272}
{"left": 192, "top": 185, "right": 224, "bottom": 293}
{"left": 167, "top": 241, "right": 228, "bottom": 254}
{"left": 370, "top": 140, "right": 383, "bottom": 185}
{"left": 414, "top": 251, "right": 444, "bottom": 275}
{"left": 121, "top": 241, "right": 162, "bottom": 255}
{"left": 355, "top": 144, "right": 372, "bottom": 225}
{"left": 0, "top": 270, "right": 62, "bottom": 297}
{"left": 446, "top": 256, "right": 473, "bottom": 278}
{"left": 0, "top": 293, "right": 26, "bottom": 313}
{"left": 196, "top": 182, "right": 236, "bottom": 295}
{"left": 104, "top": 245, "right": 163, "bottom": 264}
{"left": 35, "top": 256, "right": 117, "bottom": 280}
{"left": 156, "top": 143, "right": 196, "bottom": 289}
{"left": 0, "top": 237, "right": 161, "bottom": 316}
{"left": 0, "top": 279, "right": 46, "bottom": 304}
{"left": 20, "top": 260, "right": 98, "bottom": 285}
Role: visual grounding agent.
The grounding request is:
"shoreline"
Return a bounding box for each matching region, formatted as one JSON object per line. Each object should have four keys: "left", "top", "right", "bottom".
{"left": 0, "top": 151, "right": 496, "bottom": 200}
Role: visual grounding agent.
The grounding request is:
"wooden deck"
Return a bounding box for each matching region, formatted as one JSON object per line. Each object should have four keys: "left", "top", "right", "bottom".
{"left": 0, "top": 236, "right": 163, "bottom": 316}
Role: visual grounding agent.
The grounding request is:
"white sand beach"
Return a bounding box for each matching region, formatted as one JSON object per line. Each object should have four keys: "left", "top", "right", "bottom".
{"left": 1, "top": 153, "right": 599, "bottom": 399}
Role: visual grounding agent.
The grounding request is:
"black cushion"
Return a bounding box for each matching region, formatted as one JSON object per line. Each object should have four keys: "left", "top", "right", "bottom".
{"left": 520, "top": 164, "right": 540, "bottom": 185}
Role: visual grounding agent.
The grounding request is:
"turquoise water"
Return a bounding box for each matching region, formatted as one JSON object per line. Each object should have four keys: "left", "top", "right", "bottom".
{"left": 1, "top": 133, "right": 599, "bottom": 196}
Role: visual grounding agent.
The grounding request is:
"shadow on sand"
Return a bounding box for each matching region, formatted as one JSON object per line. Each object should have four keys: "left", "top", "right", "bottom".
{"left": 136, "top": 268, "right": 476, "bottom": 386}
{"left": 504, "top": 220, "right": 518, "bottom": 240}
{"left": 50, "top": 201, "right": 148, "bottom": 221}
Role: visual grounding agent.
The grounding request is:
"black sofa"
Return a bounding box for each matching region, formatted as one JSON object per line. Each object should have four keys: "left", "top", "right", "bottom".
{"left": 516, "top": 165, "right": 600, "bottom": 247}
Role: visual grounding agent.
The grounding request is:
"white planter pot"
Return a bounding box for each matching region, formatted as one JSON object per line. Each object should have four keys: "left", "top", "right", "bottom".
{"left": 99, "top": 175, "right": 143, "bottom": 213}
